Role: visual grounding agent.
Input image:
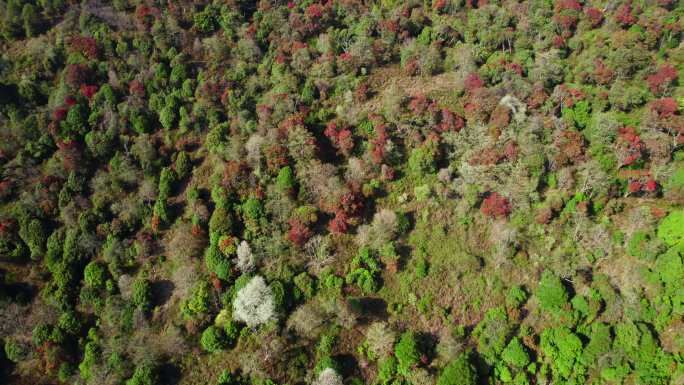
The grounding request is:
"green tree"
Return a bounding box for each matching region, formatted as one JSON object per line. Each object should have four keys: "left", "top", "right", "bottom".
{"left": 1, "top": 0, "right": 22, "bottom": 39}
{"left": 209, "top": 206, "right": 234, "bottom": 242}
{"left": 159, "top": 106, "right": 176, "bottom": 130}
{"left": 175, "top": 151, "right": 192, "bottom": 179}
{"left": 437, "top": 352, "right": 478, "bottom": 385}
{"left": 83, "top": 261, "right": 107, "bottom": 289}
{"left": 60, "top": 104, "right": 88, "bottom": 140}
{"left": 473, "top": 307, "right": 513, "bottom": 363}
{"left": 501, "top": 337, "right": 530, "bottom": 368}
{"left": 539, "top": 326, "right": 585, "bottom": 381}
{"left": 204, "top": 245, "right": 232, "bottom": 281}
{"left": 126, "top": 362, "right": 159, "bottom": 385}
{"left": 346, "top": 247, "right": 381, "bottom": 294}
{"left": 32, "top": 323, "right": 52, "bottom": 346}
{"left": 200, "top": 325, "right": 227, "bottom": 353}
{"left": 276, "top": 166, "right": 295, "bottom": 193}
{"left": 21, "top": 3, "right": 39, "bottom": 37}
{"left": 394, "top": 332, "right": 421, "bottom": 376}
{"left": 58, "top": 310, "right": 82, "bottom": 335}
{"left": 537, "top": 270, "right": 569, "bottom": 312}
{"left": 4, "top": 339, "right": 27, "bottom": 363}
{"left": 158, "top": 167, "right": 176, "bottom": 200}
{"left": 657, "top": 211, "right": 684, "bottom": 247}
{"left": 183, "top": 281, "right": 212, "bottom": 318}
{"left": 19, "top": 218, "right": 46, "bottom": 260}
{"left": 193, "top": 5, "right": 218, "bottom": 33}
{"left": 132, "top": 279, "right": 153, "bottom": 312}
{"left": 153, "top": 198, "right": 169, "bottom": 224}
{"left": 408, "top": 146, "right": 437, "bottom": 175}
{"left": 130, "top": 110, "right": 151, "bottom": 134}
{"left": 241, "top": 197, "right": 263, "bottom": 221}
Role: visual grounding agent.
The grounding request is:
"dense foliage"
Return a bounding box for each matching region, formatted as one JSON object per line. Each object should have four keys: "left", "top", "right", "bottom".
{"left": 1, "top": 0, "right": 684, "bottom": 384}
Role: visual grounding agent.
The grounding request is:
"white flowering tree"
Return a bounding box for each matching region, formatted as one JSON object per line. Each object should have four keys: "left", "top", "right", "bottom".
{"left": 236, "top": 240, "right": 255, "bottom": 272}
{"left": 233, "top": 275, "right": 276, "bottom": 327}
{"left": 313, "top": 368, "right": 343, "bottom": 385}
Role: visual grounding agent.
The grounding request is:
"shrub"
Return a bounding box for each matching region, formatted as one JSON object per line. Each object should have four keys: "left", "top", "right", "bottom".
{"left": 200, "top": 325, "right": 227, "bottom": 353}
{"left": 233, "top": 275, "right": 276, "bottom": 328}
{"left": 414, "top": 184, "right": 431, "bottom": 202}
{"left": 414, "top": 256, "right": 428, "bottom": 279}
{"left": 395, "top": 212, "right": 411, "bottom": 235}
{"left": 395, "top": 331, "right": 421, "bottom": 376}
{"left": 217, "top": 370, "right": 239, "bottom": 385}
{"left": 437, "top": 352, "right": 478, "bottom": 385}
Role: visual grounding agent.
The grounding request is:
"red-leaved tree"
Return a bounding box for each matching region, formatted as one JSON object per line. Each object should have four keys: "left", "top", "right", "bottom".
{"left": 69, "top": 36, "right": 99, "bottom": 60}
{"left": 324, "top": 121, "right": 354, "bottom": 157}
{"left": 646, "top": 64, "right": 678, "bottom": 95}
{"left": 481, "top": 192, "right": 511, "bottom": 219}
{"left": 328, "top": 211, "right": 349, "bottom": 234}
{"left": 288, "top": 218, "right": 312, "bottom": 246}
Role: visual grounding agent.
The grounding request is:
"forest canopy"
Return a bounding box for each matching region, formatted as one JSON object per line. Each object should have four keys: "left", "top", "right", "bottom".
{"left": 1, "top": 0, "right": 684, "bottom": 384}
